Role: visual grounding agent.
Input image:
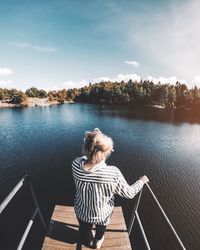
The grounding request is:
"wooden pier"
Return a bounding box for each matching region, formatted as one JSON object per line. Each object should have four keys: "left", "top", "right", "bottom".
{"left": 42, "top": 205, "right": 132, "bottom": 250}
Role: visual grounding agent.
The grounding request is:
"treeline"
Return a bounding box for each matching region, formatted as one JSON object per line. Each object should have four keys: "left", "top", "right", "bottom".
{"left": 0, "top": 88, "right": 28, "bottom": 105}
{"left": 0, "top": 87, "right": 78, "bottom": 105}
{"left": 1, "top": 80, "right": 200, "bottom": 109}
{"left": 75, "top": 80, "right": 200, "bottom": 110}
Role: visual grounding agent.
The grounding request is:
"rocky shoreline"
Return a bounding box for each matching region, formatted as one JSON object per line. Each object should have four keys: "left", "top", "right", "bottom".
{"left": 0, "top": 98, "right": 74, "bottom": 108}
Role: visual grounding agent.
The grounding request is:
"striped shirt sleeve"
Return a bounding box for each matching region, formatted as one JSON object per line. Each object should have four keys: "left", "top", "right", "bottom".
{"left": 115, "top": 169, "right": 144, "bottom": 199}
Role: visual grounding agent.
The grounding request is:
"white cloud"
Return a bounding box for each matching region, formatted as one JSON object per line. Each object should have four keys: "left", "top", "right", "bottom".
{"left": 93, "top": 77, "right": 112, "bottom": 82}
{"left": 0, "top": 80, "right": 12, "bottom": 85}
{"left": 94, "top": 73, "right": 141, "bottom": 83}
{"left": 52, "top": 73, "right": 188, "bottom": 90}
{"left": 0, "top": 67, "right": 14, "bottom": 76}
{"left": 53, "top": 74, "right": 141, "bottom": 90}
{"left": 0, "top": 80, "right": 20, "bottom": 89}
{"left": 94, "top": 74, "right": 187, "bottom": 86}
{"left": 10, "top": 42, "right": 57, "bottom": 53}
{"left": 124, "top": 60, "right": 139, "bottom": 67}
{"left": 147, "top": 76, "right": 186, "bottom": 85}
{"left": 114, "top": 73, "right": 141, "bottom": 82}
{"left": 53, "top": 80, "right": 87, "bottom": 90}
{"left": 11, "top": 42, "right": 30, "bottom": 48}
{"left": 34, "top": 46, "right": 57, "bottom": 53}
{"left": 192, "top": 76, "right": 200, "bottom": 86}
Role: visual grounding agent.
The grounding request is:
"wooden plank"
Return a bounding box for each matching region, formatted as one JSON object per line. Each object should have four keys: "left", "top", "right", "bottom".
{"left": 43, "top": 245, "right": 131, "bottom": 250}
{"left": 52, "top": 212, "right": 124, "bottom": 220}
{"left": 44, "top": 235, "right": 130, "bottom": 246}
{"left": 51, "top": 218, "right": 126, "bottom": 228}
{"left": 54, "top": 206, "right": 122, "bottom": 213}
{"left": 51, "top": 216, "right": 125, "bottom": 226}
{"left": 42, "top": 206, "right": 132, "bottom": 250}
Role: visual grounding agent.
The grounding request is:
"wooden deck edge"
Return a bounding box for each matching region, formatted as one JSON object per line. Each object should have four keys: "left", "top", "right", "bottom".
{"left": 42, "top": 206, "right": 132, "bottom": 250}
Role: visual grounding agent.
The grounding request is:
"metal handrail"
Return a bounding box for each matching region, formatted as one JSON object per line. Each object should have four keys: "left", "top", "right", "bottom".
{"left": 17, "top": 208, "right": 39, "bottom": 250}
{"left": 1, "top": 176, "right": 187, "bottom": 249}
{"left": 0, "top": 174, "right": 47, "bottom": 250}
{"left": 128, "top": 187, "right": 143, "bottom": 235}
{"left": 128, "top": 183, "right": 186, "bottom": 250}
{"left": 0, "top": 176, "right": 26, "bottom": 214}
{"left": 146, "top": 183, "right": 186, "bottom": 250}
{"left": 135, "top": 210, "right": 151, "bottom": 250}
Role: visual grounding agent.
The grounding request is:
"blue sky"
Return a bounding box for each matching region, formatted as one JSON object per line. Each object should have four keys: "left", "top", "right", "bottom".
{"left": 0, "top": 0, "right": 200, "bottom": 90}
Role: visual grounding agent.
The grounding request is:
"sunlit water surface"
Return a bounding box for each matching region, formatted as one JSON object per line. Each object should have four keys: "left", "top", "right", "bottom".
{"left": 0, "top": 104, "right": 199, "bottom": 250}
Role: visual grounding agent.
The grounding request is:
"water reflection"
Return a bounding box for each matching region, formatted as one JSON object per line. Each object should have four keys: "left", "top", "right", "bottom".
{"left": 95, "top": 104, "right": 200, "bottom": 124}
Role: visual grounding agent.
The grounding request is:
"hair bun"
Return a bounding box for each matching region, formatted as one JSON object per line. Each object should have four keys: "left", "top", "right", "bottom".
{"left": 94, "top": 128, "right": 101, "bottom": 133}
{"left": 82, "top": 128, "right": 113, "bottom": 163}
{"left": 84, "top": 130, "right": 98, "bottom": 153}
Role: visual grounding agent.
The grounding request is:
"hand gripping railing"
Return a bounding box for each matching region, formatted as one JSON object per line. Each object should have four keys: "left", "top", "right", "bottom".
{"left": 0, "top": 174, "right": 47, "bottom": 250}
{"left": 128, "top": 183, "right": 186, "bottom": 250}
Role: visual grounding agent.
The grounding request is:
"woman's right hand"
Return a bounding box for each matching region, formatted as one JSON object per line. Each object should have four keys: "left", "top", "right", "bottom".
{"left": 139, "top": 175, "right": 149, "bottom": 184}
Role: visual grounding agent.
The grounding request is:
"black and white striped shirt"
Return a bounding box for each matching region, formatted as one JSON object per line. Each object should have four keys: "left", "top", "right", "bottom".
{"left": 72, "top": 156, "right": 143, "bottom": 225}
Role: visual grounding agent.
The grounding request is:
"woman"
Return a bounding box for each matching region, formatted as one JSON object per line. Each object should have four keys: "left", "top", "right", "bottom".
{"left": 72, "top": 128, "right": 149, "bottom": 249}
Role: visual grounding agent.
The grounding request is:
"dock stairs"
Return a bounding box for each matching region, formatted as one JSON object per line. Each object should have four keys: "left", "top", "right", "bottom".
{"left": 0, "top": 174, "right": 186, "bottom": 250}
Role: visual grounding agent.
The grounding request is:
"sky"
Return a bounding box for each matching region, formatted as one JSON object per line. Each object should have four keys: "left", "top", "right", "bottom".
{"left": 0, "top": 0, "right": 200, "bottom": 91}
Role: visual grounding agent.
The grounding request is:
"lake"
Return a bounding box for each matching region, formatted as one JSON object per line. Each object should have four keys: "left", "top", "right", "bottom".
{"left": 0, "top": 104, "right": 199, "bottom": 250}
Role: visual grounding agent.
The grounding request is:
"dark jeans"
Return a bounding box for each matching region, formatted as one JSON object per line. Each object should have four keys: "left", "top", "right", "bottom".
{"left": 78, "top": 218, "right": 106, "bottom": 245}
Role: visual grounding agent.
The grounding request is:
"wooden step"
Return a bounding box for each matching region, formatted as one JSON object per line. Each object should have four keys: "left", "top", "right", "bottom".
{"left": 42, "top": 206, "right": 132, "bottom": 250}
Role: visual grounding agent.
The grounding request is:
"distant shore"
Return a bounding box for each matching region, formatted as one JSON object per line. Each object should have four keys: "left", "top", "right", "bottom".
{"left": 0, "top": 99, "right": 197, "bottom": 113}
{"left": 0, "top": 98, "right": 74, "bottom": 108}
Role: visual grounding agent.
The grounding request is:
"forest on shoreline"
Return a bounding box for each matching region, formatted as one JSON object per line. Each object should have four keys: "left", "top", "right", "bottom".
{"left": 1, "top": 79, "right": 200, "bottom": 111}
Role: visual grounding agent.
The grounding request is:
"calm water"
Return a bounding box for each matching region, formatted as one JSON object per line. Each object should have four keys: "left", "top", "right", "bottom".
{"left": 0, "top": 104, "right": 199, "bottom": 250}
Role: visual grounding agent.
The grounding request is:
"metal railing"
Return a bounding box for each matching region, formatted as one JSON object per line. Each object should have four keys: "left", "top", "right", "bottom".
{"left": 0, "top": 176, "right": 187, "bottom": 250}
{"left": 0, "top": 175, "right": 47, "bottom": 250}
{"left": 128, "top": 183, "right": 186, "bottom": 250}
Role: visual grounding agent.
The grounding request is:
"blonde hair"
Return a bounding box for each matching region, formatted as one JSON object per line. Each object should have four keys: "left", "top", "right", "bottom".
{"left": 82, "top": 128, "right": 113, "bottom": 164}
